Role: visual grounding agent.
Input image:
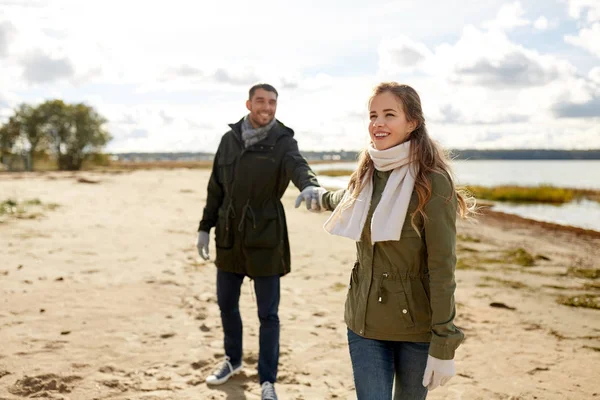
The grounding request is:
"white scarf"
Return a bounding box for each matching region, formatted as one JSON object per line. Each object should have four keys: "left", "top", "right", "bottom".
{"left": 323, "top": 141, "right": 417, "bottom": 243}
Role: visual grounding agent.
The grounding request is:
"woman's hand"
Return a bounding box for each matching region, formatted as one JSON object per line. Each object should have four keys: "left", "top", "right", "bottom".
{"left": 422, "top": 355, "right": 455, "bottom": 390}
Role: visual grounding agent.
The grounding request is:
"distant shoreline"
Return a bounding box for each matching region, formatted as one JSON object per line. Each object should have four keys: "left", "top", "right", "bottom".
{"left": 481, "top": 207, "right": 600, "bottom": 238}
{"left": 109, "top": 149, "right": 600, "bottom": 162}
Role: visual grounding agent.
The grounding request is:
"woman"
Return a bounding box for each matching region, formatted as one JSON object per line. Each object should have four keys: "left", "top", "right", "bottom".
{"left": 321, "top": 82, "right": 474, "bottom": 399}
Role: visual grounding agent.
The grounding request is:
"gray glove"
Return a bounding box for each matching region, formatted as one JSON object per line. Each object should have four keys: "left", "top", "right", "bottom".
{"left": 294, "top": 186, "right": 327, "bottom": 212}
{"left": 196, "top": 230, "right": 210, "bottom": 260}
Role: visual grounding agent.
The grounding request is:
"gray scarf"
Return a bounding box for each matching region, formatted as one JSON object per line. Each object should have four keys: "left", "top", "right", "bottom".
{"left": 241, "top": 115, "right": 276, "bottom": 148}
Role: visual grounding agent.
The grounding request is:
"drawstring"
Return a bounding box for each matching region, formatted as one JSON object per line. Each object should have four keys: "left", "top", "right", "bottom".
{"left": 377, "top": 272, "right": 388, "bottom": 303}
{"left": 225, "top": 202, "right": 236, "bottom": 231}
{"left": 237, "top": 199, "right": 257, "bottom": 232}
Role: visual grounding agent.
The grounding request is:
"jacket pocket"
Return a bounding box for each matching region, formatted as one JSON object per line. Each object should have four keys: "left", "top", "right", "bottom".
{"left": 215, "top": 207, "right": 233, "bottom": 249}
{"left": 243, "top": 207, "right": 280, "bottom": 248}
{"left": 217, "top": 156, "right": 236, "bottom": 185}
{"left": 407, "top": 276, "right": 432, "bottom": 331}
{"left": 366, "top": 273, "right": 415, "bottom": 332}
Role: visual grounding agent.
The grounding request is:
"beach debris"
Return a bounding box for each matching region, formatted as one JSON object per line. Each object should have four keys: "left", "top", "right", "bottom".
{"left": 489, "top": 302, "right": 516, "bottom": 310}
{"left": 527, "top": 367, "right": 550, "bottom": 375}
{"left": 160, "top": 332, "right": 176, "bottom": 339}
{"left": 76, "top": 177, "right": 100, "bottom": 184}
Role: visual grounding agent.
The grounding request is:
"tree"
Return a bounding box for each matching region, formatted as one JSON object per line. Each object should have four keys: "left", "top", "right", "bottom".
{"left": 0, "top": 115, "right": 23, "bottom": 171}
{"left": 37, "top": 100, "right": 73, "bottom": 170}
{"left": 62, "top": 103, "right": 111, "bottom": 170}
{"left": 14, "top": 104, "right": 47, "bottom": 171}
{"left": 0, "top": 100, "right": 112, "bottom": 171}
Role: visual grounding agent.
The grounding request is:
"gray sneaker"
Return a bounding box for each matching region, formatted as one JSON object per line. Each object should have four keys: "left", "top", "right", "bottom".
{"left": 261, "top": 381, "right": 278, "bottom": 400}
{"left": 205, "top": 356, "right": 242, "bottom": 385}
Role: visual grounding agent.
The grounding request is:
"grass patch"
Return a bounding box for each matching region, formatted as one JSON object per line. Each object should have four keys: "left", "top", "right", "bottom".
{"left": 557, "top": 294, "right": 599, "bottom": 309}
{"left": 0, "top": 199, "right": 18, "bottom": 216}
{"left": 456, "top": 258, "right": 485, "bottom": 271}
{"left": 0, "top": 198, "right": 59, "bottom": 220}
{"left": 331, "top": 282, "right": 348, "bottom": 291}
{"left": 481, "top": 276, "right": 529, "bottom": 289}
{"left": 505, "top": 248, "right": 535, "bottom": 267}
{"left": 567, "top": 267, "right": 600, "bottom": 280}
{"left": 583, "top": 282, "right": 600, "bottom": 291}
{"left": 467, "top": 185, "right": 566, "bottom": 204}
{"left": 457, "top": 234, "right": 481, "bottom": 243}
{"left": 467, "top": 185, "right": 600, "bottom": 204}
{"left": 317, "top": 169, "right": 353, "bottom": 177}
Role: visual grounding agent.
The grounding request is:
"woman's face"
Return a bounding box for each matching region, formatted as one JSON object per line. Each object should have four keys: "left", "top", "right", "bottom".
{"left": 369, "top": 91, "right": 416, "bottom": 150}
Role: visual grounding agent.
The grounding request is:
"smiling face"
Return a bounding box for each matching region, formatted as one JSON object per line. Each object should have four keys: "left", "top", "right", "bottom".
{"left": 246, "top": 88, "right": 277, "bottom": 128}
{"left": 368, "top": 91, "right": 417, "bottom": 150}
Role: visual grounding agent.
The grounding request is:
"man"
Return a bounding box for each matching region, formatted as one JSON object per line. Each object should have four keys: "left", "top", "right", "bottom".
{"left": 196, "top": 83, "right": 325, "bottom": 400}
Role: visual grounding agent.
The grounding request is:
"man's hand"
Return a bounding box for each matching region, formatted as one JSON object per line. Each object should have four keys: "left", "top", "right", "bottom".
{"left": 196, "top": 231, "right": 210, "bottom": 260}
{"left": 294, "top": 186, "right": 327, "bottom": 212}
{"left": 422, "top": 355, "right": 455, "bottom": 391}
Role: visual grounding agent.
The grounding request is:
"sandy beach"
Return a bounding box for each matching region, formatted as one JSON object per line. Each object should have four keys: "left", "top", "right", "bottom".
{"left": 1, "top": 168, "right": 599, "bottom": 400}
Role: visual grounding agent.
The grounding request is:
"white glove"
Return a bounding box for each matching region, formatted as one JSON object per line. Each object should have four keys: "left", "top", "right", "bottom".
{"left": 422, "top": 355, "right": 455, "bottom": 391}
{"left": 294, "top": 186, "right": 327, "bottom": 212}
{"left": 196, "top": 231, "right": 210, "bottom": 260}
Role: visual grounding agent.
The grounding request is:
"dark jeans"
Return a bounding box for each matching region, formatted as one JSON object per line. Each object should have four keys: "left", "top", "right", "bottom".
{"left": 216, "top": 269, "right": 280, "bottom": 384}
{"left": 347, "top": 328, "right": 429, "bottom": 400}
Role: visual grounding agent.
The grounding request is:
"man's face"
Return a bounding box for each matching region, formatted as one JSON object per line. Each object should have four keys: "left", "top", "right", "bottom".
{"left": 246, "top": 89, "right": 277, "bottom": 128}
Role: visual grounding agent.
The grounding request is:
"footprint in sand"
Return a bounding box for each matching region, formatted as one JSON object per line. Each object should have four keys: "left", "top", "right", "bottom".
{"left": 8, "top": 374, "right": 82, "bottom": 396}
{"left": 98, "top": 364, "right": 184, "bottom": 393}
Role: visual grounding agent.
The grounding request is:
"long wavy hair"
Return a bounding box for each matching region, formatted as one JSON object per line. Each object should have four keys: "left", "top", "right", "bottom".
{"left": 342, "top": 82, "right": 475, "bottom": 229}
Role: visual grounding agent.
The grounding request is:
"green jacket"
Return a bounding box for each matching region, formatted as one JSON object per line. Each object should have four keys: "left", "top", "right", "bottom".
{"left": 322, "top": 170, "right": 464, "bottom": 359}
{"left": 199, "top": 118, "right": 319, "bottom": 277}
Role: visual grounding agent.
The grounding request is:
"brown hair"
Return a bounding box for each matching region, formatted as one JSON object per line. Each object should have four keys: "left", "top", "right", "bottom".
{"left": 249, "top": 83, "right": 278, "bottom": 100}
{"left": 343, "top": 82, "right": 475, "bottom": 230}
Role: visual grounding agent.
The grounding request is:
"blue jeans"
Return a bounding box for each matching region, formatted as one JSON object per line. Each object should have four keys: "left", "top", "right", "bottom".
{"left": 347, "top": 328, "right": 429, "bottom": 400}
{"left": 216, "top": 269, "right": 280, "bottom": 384}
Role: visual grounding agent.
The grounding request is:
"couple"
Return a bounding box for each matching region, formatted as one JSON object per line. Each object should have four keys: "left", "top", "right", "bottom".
{"left": 196, "top": 82, "right": 472, "bottom": 400}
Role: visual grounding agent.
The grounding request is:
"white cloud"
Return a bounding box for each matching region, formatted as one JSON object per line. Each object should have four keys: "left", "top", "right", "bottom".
{"left": 533, "top": 16, "right": 549, "bottom": 30}
{"left": 483, "top": 1, "right": 530, "bottom": 31}
{"left": 564, "top": 23, "right": 600, "bottom": 57}
{"left": 435, "top": 26, "right": 576, "bottom": 88}
{"left": 378, "top": 36, "right": 433, "bottom": 74}
{"left": 589, "top": 66, "right": 600, "bottom": 83}
{"left": 566, "top": 0, "right": 600, "bottom": 22}
{"left": 21, "top": 50, "right": 75, "bottom": 84}
{"left": 0, "top": 21, "right": 16, "bottom": 58}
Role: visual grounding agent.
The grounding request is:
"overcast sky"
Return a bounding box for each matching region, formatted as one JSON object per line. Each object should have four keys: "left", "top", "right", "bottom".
{"left": 0, "top": 0, "right": 599, "bottom": 152}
